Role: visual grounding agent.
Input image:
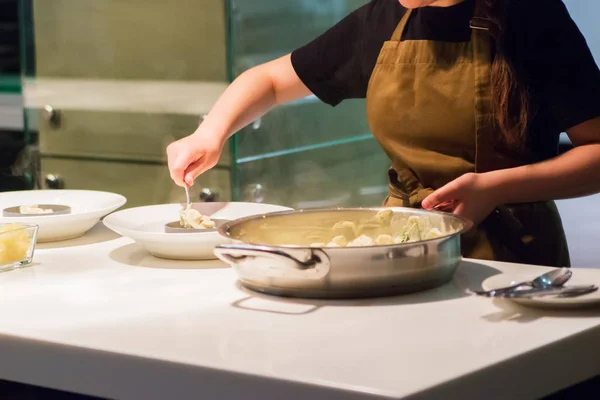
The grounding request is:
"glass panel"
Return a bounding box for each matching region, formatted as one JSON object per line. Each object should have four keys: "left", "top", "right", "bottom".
{"left": 565, "top": 0, "right": 600, "bottom": 65}
{"left": 559, "top": 1, "right": 599, "bottom": 149}
{"left": 228, "top": 0, "right": 368, "bottom": 76}
{"left": 236, "top": 135, "right": 389, "bottom": 208}
{"left": 228, "top": 0, "right": 385, "bottom": 208}
{"left": 19, "top": 0, "right": 232, "bottom": 205}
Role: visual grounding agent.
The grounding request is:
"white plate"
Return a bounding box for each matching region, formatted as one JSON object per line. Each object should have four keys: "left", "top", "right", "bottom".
{"left": 103, "top": 202, "right": 292, "bottom": 260}
{"left": 0, "top": 190, "right": 126, "bottom": 242}
{"left": 482, "top": 268, "right": 600, "bottom": 309}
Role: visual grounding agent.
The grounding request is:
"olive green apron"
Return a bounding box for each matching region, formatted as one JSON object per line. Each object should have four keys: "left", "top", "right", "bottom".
{"left": 366, "top": 2, "right": 570, "bottom": 267}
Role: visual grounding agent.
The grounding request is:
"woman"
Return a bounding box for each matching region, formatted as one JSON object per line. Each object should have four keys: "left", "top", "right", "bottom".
{"left": 167, "top": 0, "right": 600, "bottom": 267}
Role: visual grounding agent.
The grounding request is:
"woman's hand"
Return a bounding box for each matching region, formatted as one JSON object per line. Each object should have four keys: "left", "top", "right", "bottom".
{"left": 421, "top": 173, "right": 501, "bottom": 225}
{"left": 167, "top": 128, "right": 226, "bottom": 187}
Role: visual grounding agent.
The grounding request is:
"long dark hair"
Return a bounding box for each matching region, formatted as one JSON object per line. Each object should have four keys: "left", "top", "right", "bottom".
{"left": 487, "top": 0, "right": 530, "bottom": 150}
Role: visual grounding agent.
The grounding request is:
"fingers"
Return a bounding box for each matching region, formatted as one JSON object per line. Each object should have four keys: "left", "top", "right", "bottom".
{"left": 183, "top": 152, "right": 221, "bottom": 187}
{"left": 432, "top": 200, "right": 456, "bottom": 212}
{"left": 183, "top": 157, "right": 207, "bottom": 187}
{"left": 167, "top": 134, "right": 222, "bottom": 187}
{"left": 169, "top": 157, "right": 191, "bottom": 187}
{"left": 452, "top": 202, "right": 466, "bottom": 217}
{"left": 422, "top": 181, "right": 462, "bottom": 210}
{"left": 168, "top": 149, "right": 200, "bottom": 187}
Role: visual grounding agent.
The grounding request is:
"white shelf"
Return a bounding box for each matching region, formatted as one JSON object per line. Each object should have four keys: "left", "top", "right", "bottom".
{"left": 23, "top": 78, "right": 229, "bottom": 116}
{"left": 0, "top": 94, "right": 23, "bottom": 130}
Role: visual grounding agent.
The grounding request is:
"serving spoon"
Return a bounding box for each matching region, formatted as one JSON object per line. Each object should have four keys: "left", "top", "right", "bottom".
{"left": 167, "top": 185, "right": 194, "bottom": 232}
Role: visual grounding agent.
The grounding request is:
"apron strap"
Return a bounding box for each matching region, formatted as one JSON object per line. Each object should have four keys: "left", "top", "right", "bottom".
{"left": 390, "top": 9, "right": 413, "bottom": 42}
{"left": 470, "top": 0, "right": 499, "bottom": 38}
{"left": 472, "top": 27, "right": 496, "bottom": 173}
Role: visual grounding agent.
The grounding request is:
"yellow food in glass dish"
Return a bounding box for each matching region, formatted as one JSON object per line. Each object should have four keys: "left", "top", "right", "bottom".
{"left": 0, "top": 223, "right": 34, "bottom": 266}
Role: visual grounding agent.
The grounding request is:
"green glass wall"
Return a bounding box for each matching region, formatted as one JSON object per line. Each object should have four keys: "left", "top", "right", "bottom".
{"left": 228, "top": 0, "right": 388, "bottom": 208}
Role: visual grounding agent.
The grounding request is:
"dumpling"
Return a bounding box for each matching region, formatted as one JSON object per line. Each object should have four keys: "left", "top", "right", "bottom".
{"left": 423, "top": 228, "right": 443, "bottom": 239}
{"left": 179, "top": 207, "right": 216, "bottom": 229}
{"left": 328, "top": 235, "right": 348, "bottom": 247}
{"left": 19, "top": 205, "right": 52, "bottom": 214}
{"left": 375, "top": 234, "right": 394, "bottom": 245}
{"left": 372, "top": 209, "right": 393, "bottom": 226}
{"left": 332, "top": 221, "right": 358, "bottom": 238}
{"left": 407, "top": 216, "right": 421, "bottom": 225}
{"left": 348, "top": 235, "right": 375, "bottom": 247}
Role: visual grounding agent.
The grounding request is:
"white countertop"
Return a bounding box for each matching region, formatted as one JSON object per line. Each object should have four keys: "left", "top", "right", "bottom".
{"left": 0, "top": 224, "right": 599, "bottom": 400}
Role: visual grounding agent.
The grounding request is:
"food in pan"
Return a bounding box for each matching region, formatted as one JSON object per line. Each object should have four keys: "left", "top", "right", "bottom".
{"left": 19, "top": 205, "right": 53, "bottom": 214}
{"left": 179, "top": 205, "right": 216, "bottom": 230}
{"left": 309, "top": 211, "right": 455, "bottom": 248}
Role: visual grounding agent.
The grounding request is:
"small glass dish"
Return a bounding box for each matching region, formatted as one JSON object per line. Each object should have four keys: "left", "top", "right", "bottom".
{"left": 0, "top": 223, "right": 39, "bottom": 272}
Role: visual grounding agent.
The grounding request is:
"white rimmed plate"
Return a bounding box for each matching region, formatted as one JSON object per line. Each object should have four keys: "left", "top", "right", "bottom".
{"left": 482, "top": 268, "right": 600, "bottom": 309}
{"left": 103, "top": 202, "right": 292, "bottom": 260}
{"left": 0, "top": 190, "right": 126, "bottom": 242}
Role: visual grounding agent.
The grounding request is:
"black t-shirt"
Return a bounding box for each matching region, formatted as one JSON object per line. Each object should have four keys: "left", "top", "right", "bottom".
{"left": 291, "top": 0, "right": 600, "bottom": 157}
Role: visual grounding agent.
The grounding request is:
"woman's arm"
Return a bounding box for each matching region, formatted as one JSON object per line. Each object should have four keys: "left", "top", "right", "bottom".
{"left": 421, "top": 3, "right": 600, "bottom": 223}
{"left": 167, "top": 54, "right": 312, "bottom": 186}
{"left": 422, "top": 117, "right": 600, "bottom": 224}
{"left": 487, "top": 117, "right": 600, "bottom": 202}
{"left": 200, "top": 54, "right": 312, "bottom": 144}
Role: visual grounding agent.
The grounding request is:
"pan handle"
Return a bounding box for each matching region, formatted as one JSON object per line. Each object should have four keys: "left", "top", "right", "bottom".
{"left": 214, "top": 244, "right": 330, "bottom": 278}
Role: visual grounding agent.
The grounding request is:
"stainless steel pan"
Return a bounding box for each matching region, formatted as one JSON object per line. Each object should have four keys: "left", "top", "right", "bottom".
{"left": 214, "top": 207, "right": 472, "bottom": 299}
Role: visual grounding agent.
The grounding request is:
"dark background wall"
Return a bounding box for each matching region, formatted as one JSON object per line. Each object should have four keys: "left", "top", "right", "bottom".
{"left": 0, "top": 0, "right": 30, "bottom": 192}
{"left": 0, "top": 0, "right": 19, "bottom": 75}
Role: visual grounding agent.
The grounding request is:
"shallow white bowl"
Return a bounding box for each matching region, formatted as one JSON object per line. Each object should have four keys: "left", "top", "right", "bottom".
{"left": 103, "top": 202, "right": 292, "bottom": 260}
{"left": 0, "top": 190, "right": 127, "bottom": 243}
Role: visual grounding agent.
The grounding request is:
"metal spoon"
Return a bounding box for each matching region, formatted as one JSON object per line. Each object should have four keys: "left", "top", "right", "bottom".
{"left": 501, "top": 284, "right": 598, "bottom": 299}
{"left": 472, "top": 268, "right": 572, "bottom": 297}
{"left": 184, "top": 185, "right": 191, "bottom": 209}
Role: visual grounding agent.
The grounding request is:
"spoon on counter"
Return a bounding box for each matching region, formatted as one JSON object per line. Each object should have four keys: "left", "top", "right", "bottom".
{"left": 471, "top": 268, "right": 572, "bottom": 297}
{"left": 500, "top": 284, "right": 598, "bottom": 299}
